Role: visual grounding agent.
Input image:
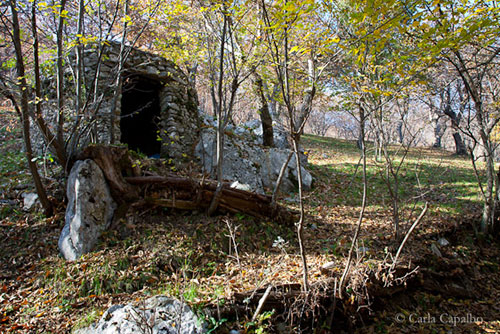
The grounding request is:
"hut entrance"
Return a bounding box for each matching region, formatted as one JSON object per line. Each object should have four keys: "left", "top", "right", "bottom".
{"left": 120, "top": 74, "right": 162, "bottom": 157}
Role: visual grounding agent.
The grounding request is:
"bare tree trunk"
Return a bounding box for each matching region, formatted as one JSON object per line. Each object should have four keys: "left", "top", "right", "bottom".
{"left": 56, "top": 0, "right": 68, "bottom": 146}
{"left": 25, "top": 0, "right": 68, "bottom": 168}
{"left": 431, "top": 115, "right": 445, "bottom": 148}
{"left": 451, "top": 50, "right": 498, "bottom": 233}
{"left": 253, "top": 73, "right": 274, "bottom": 147}
{"left": 261, "top": 0, "right": 315, "bottom": 291}
{"left": 339, "top": 113, "right": 367, "bottom": 298}
{"left": 267, "top": 83, "right": 280, "bottom": 120}
{"left": 271, "top": 151, "right": 293, "bottom": 204}
{"left": 110, "top": 0, "right": 129, "bottom": 144}
{"left": 396, "top": 121, "right": 404, "bottom": 144}
{"left": 441, "top": 87, "right": 467, "bottom": 155}
{"left": 10, "top": 0, "right": 52, "bottom": 215}
{"left": 207, "top": 11, "right": 228, "bottom": 216}
{"left": 357, "top": 105, "right": 365, "bottom": 150}
{"left": 445, "top": 112, "right": 467, "bottom": 155}
{"left": 452, "top": 132, "right": 467, "bottom": 155}
{"left": 292, "top": 137, "right": 309, "bottom": 292}
{"left": 66, "top": 0, "right": 86, "bottom": 158}
{"left": 75, "top": 0, "right": 85, "bottom": 130}
{"left": 294, "top": 57, "right": 316, "bottom": 137}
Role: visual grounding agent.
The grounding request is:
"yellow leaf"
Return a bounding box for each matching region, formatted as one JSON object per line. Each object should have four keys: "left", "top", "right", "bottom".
{"left": 284, "top": 2, "right": 297, "bottom": 12}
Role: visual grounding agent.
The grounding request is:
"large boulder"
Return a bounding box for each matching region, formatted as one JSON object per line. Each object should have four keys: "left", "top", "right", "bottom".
{"left": 261, "top": 148, "right": 313, "bottom": 193}
{"left": 75, "top": 296, "right": 206, "bottom": 334}
{"left": 235, "top": 119, "right": 290, "bottom": 150}
{"left": 58, "top": 159, "right": 116, "bottom": 261}
{"left": 196, "top": 128, "right": 264, "bottom": 192}
{"left": 195, "top": 123, "right": 313, "bottom": 194}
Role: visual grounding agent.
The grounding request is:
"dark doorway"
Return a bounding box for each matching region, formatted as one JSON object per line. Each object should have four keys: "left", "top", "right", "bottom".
{"left": 120, "top": 74, "right": 162, "bottom": 156}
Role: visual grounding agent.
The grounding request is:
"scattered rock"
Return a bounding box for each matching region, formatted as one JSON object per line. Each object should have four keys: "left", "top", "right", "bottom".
{"left": 58, "top": 160, "right": 116, "bottom": 261}
{"left": 75, "top": 296, "right": 206, "bottom": 334}
{"left": 358, "top": 246, "right": 370, "bottom": 253}
{"left": 430, "top": 243, "right": 442, "bottom": 258}
{"left": 437, "top": 238, "right": 450, "bottom": 247}
{"left": 22, "top": 192, "right": 39, "bottom": 211}
{"left": 284, "top": 196, "right": 299, "bottom": 204}
{"left": 230, "top": 181, "right": 252, "bottom": 192}
{"left": 0, "top": 199, "right": 17, "bottom": 206}
{"left": 321, "top": 261, "right": 336, "bottom": 270}
{"left": 320, "top": 261, "right": 336, "bottom": 275}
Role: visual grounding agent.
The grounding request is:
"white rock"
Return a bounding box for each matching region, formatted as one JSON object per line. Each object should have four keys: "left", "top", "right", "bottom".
{"left": 230, "top": 181, "right": 252, "bottom": 192}
{"left": 58, "top": 160, "right": 116, "bottom": 261}
{"left": 430, "top": 243, "right": 442, "bottom": 258}
{"left": 22, "top": 192, "right": 39, "bottom": 211}
{"left": 195, "top": 117, "right": 313, "bottom": 195}
{"left": 438, "top": 238, "right": 450, "bottom": 247}
{"left": 321, "top": 261, "right": 336, "bottom": 270}
{"left": 75, "top": 296, "right": 206, "bottom": 334}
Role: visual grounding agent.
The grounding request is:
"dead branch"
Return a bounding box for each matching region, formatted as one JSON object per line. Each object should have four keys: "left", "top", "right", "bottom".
{"left": 390, "top": 202, "right": 429, "bottom": 273}
{"left": 252, "top": 285, "right": 273, "bottom": 322}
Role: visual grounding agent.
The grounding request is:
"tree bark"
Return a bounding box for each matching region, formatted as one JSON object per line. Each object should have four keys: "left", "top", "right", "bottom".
{"left": 396, "top": 121, "right": 403, "bottom": 144}
{"left": 253, "top": 73, "right": 274, "bottom": 147}
{"left": 441, "top": 84, "right": 466, "bottom": 155}
{"left": 452, "top": 132, "right": 467, "bottom": 155}
{"left": 431, "top": 115, "right": 445, "bottom": 148}
{"left": 110, "top": 0, "right": 129, "bottom": 144}
{"left": 56, "top": 0, "right": 68, "bottom": 147}
{"left": 27, "top": 0, "right": 68, "bottom": 169}
{"left": 10, "top": 0, "right": 52, "bottom": 215}
{"left": 357, "top": 105, "right": 365, "bottom": 150}
{"left": 207, "top": 11, "right": 228, "bottom": 215}
{"left": 443, "top": 108, "right": 467, "bottom": 155}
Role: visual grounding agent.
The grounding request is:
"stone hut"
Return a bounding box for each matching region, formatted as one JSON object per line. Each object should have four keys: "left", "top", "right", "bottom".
{"left": 69, "top": 42, "right": 200, "bottom": 159}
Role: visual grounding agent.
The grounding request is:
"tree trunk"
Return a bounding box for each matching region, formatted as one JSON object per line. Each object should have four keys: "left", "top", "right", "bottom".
{"left": 10, "top": 0, "right": 52, "bottom": 215}
{"left": 253, "top": 73, "right": 274, "bottom": 147}
{"left": 452, "top": 132, "right": 467, "bottom": 155}
{"left": 56, "top": 0, "right": 68, "bottom": 146}
{"left": 443, "top": 103, "right": 467, "bottom": 155}
{"left": 208, "top": 11, "right": 228, "bottom": 215}
{"left": 357, "top": 105, "right": 365, "bottom": 150}
{"left": 110, "top": 0, "right": 129, "bottom": 144}
{"left": 294, "top": 57, "right": 316, "bottom": 136}
{"left": 397, "top": 121, "right": 403, "bottom": 144}
{"left": 432, "top": 117, "right": 444, "bottom": 148}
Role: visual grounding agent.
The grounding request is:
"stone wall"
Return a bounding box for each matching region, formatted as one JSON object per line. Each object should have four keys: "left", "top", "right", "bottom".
{"left": 35, "top": 42, "right": 200, "bottom": 160}
{"left": 82, "top": 42, "right": 200, "bottom": 159}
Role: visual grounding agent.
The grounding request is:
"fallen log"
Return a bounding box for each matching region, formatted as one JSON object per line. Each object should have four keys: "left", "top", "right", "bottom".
{"left": 126, "top": 175, "right": 295, "bottom": 224}
{"left": 74, "top": 145, "right": 295, "bottom": 224}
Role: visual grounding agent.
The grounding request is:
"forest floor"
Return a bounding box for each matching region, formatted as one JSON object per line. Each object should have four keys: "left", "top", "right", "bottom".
{"left": 1, "top": 109, "right": 500, "bottom": 333}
